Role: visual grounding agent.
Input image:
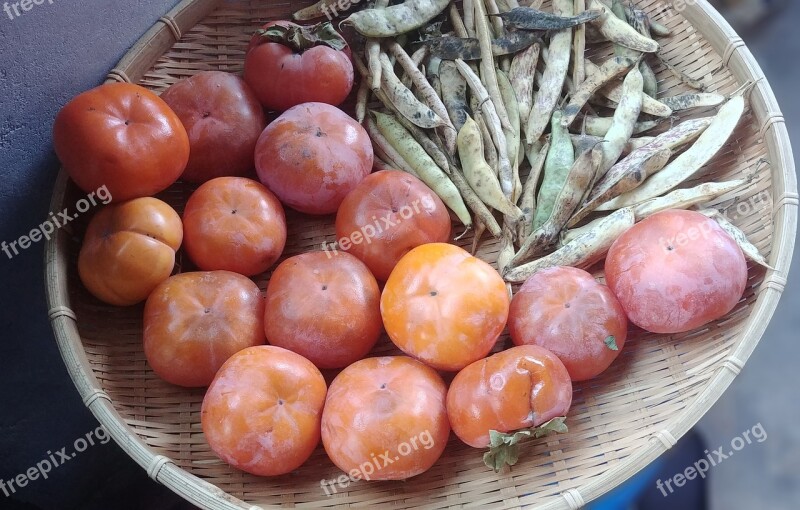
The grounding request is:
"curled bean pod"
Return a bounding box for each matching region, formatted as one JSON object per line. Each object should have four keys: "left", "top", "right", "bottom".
{"left": 533, "top": 111, "right": 575, "bottom": 231}
{"left": 599, "top": 91, "right": 746, "bottom": 209}
{"left": 525, "top": 0, "right": 574, "bottom": 145}
{"left": 512, "top": 142, "right": 602, "bottom": 266}
{"left": 504, "top": 207, "right": 635, "bottom": 282}
{"left": 342, "top": 0, "right": 451, "bottom": 37}
{"left": 588, "top": 0, "right": 658, "bottom": 53}
{"left": 599, "top": 67, "right": 644, "bottom": 177}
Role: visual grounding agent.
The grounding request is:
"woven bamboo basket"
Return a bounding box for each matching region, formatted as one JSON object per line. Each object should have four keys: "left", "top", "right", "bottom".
{"left": 45, "top": 0, "right": 797, "bottom": 508}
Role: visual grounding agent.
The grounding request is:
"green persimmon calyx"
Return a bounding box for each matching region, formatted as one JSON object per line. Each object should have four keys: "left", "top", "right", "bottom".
{"left": 483, "top": 417, "right": 568, "bottom": 472}
{"left": 256, "top": 22, "right": 348, "bottom": 53}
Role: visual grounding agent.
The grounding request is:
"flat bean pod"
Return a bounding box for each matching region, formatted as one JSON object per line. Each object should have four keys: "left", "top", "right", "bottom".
{"left": 562, "top": 56, "right": 636, "bottom": 127}
{"left": 533, "top": 110, "right": 575, "bottom": 230}
{"left": 365, "top": 76, "right": 453, "bottom": 174}
{"left": 450, "top": 3, "right": 469, "bottom": 38}
{"left": 450, "top": 166, "right": 503, "bottom": 238}
{"left": 580, "top": 115, "right": 663, "bottom": 137}
{"left": 504, "top": 207, "right": 635, "bottom": 282}
{"left": 698, "top": 209, "right": 772, "bottom": 269}
{"left": 598, "top": 92, "right": 746, "bottom": 209}
{"left": 342, "top": 0, "right": 451, "bottom": 37}
{"left": 512, "top": 142, "right": 602, "bottom": 266}
{"left": 422, "top": 31, "right": 542, "bottom": 60}
{"left": 463, "top": 0, "right": 476, "bottom": 37}
{"left": 497, "top": 69, "right": 522, "bottom": 200}
{"left": 439, "top": 60, "right": 471, "bottom": 132}
{"left": 660, "top": 93, "right": 726, "bottom": 112}
{"left": 573, "top": 0, "right": 587, "bottom": 85}
{"left": 518, "top": 139, "right": 550, "bottom": 240}
{"left": 588, "top": 0, "right": 659, "bottom": 53}
{"left": 586, "top": 60, "right": 672, "bottom": 116}
{"left": 458, "top": 117, "right": 522, "bottom": 219}
{"left": 569, "top": 147, "right": 670, "bottom": 226}
{"left": 388, "top": 42, "right": 456, "bottom": 154}
{"left": 628, "top": 8, "right": 659, "bottom": 97}
{"left": 509, "top": 42, "right": 540, "bottom": 126}
{"left": 570, "top": 134, "right": 656, "bottom": 155}
{"left": 630, "top": 178, "right": 747, "bottom": 219}
{"left": 373, "top": 111, "right": 472, "bottom": 227}
{"left": 365, "top": 115, "right": 419, "bottom": 178}
{"left": 366, "top": 41, "right": 382, "bottom": 90}
{"left": 600, "top": 67, "right": 644, "bottom": 176}
{"left": 475, "top": 109, "right": 499, "bottom": 175}
{"left": 474, "top": 0, "right": 512, "bottom": 130}
{"left": 490, "top": 6, "right": 601, "bottom": 30}
{"left": 526, "top": 0, "right": 575, "bottom": 144}
{"left": 379, "top": 53, "right": 447, "bottom": 129}
{"left": 455, "top": 59, "right": 514, "bottom": 195}
{"left": 355, "top": 77, "right": 370, "bottom": 124}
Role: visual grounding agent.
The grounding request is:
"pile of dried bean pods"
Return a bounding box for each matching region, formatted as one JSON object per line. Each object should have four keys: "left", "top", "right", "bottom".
{"left": 295, "top": 0, "right": 770, "bottom": 285}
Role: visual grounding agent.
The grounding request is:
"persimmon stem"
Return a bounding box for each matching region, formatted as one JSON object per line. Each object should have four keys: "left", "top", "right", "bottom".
{"left": 256, "top": 22, "right": 348, "bottom": 53}
{"left": 483, "top": 417, "right": 568, "bottom": 472}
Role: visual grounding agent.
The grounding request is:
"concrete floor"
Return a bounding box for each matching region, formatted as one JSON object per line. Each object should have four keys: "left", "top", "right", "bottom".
{"left": 695, "top": 2, "right": 800, "bottom": 508}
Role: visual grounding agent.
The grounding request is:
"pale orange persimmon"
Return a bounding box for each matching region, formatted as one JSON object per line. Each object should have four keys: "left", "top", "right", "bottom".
{"left": 321, "top": 356, "right": 450, "bottom": 480}
{"left": 380, "top": 243, "right": 510, "bottom": 371}
{"left": 143, "top": 271, "right": 264, "bottom": 387}
{"left": 202, "top": 345, "right": 327, "bottom": 476}
{"left": 78, "top": 197, "right": 182, "bottom": 306}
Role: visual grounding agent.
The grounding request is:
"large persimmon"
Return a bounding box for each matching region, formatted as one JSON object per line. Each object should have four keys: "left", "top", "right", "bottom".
{"left": 509, "top": 266, "right": 628, "bottom": 381}
{"left": 160, "top": 71, "right": 266, "bottom": 183}
{"left": 264, "top": 251, "right": 381, "bottom": 369}
{"left": 380, "top": 243, "right": 509, "bottom": 371}
{"left": 446, "top": 345, "right": 573, "bottom": 450}
{"left": 254, "top": 102, "right": 372, "bottom": 215}
{"left": 182, "top": 177, "right": 286, "bottom": 276}
{"left": 605, "top": 209, "right": 748, "bottom": 334}
{"left": 321, "top": 356, "right": 449, "bottom": 480}
{"left": 53, "top": 82, "right": 189, "bottom": 201}
{"left": 335, "top": 170, "right": 451, "bottom": 281}
{"left": 202, "top": 346, "right": 326, "bottom": 476}
{"left": 143, "top": 271, "right": 265, "bottom": 387}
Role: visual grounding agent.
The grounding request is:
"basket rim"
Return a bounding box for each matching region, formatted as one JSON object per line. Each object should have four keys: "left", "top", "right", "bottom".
{"left": 43, "top": 0, "right": 798, "bottom": 509}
